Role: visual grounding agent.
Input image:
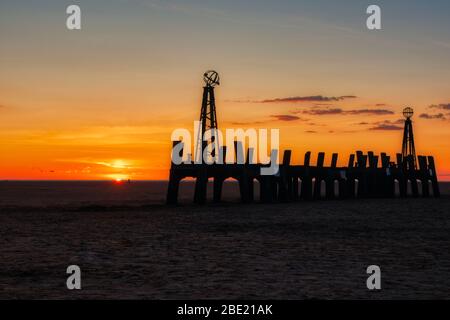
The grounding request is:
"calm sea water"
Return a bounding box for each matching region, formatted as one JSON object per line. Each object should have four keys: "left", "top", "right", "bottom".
{"left": 0, "top": 181, "right": 448, "bottom": 207}
{"left": 0, "top": 180, "right": 247, "bottom": 207}
{"left": 1, "top": 181, "right": 449, "bottom": 299}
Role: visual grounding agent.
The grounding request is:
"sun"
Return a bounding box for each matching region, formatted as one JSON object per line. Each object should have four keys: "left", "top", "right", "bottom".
{"left": 108, "top": 174, "right": 129, "bottom": 183}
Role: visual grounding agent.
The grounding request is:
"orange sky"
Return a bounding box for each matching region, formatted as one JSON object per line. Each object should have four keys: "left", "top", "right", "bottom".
{"left": 1, "top": 90, "right": 449, "bottom": 181}
{"left": 0, "top": 1, "right": 449, "bottom": 181}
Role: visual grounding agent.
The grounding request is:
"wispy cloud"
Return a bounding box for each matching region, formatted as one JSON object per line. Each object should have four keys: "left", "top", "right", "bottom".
{"left": 420, "top": 113, "right": 446, "bottom": 120}
{"left": 345, "top": 109, "right": 394, "bottom": 115}
{"left": 429, "top": 103, "right": 450, "bottom": 111}
{"left": 366, "top": 119, "right": 404, "bottom": 131}
{"left": 422, "top": 103, "right": 449, "bottom": 120}
{"left": 295, "top": 107, "right": 394, "bottom": 116}
{"left": 270, "top": 114, "right": 302, "bottom": 121}
{"left": 258, "top": 95, "right": 357, "bottom": 104}
{"left": 229, "top": 120, "right": 265, "bottom": 126}
{"left": 369, "top": 124, "right": 403, "bottom": 131}
{"left": 230, "top": 114, "right": 308, "bottom": 126}
{"left": 302, "top": 108, "right": 343, "bottom": 115}
{"left": 230, "top": 114, "right": 305, "bottom": 125}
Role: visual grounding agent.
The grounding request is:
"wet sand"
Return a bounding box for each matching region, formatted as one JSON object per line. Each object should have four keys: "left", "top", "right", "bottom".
{"left": 0, "top": 181, "right": 449, "bottom": 299}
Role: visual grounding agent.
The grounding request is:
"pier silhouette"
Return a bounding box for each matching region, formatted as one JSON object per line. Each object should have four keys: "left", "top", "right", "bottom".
{"left": 167, "top": 72, "right": 440, "bottom": 204}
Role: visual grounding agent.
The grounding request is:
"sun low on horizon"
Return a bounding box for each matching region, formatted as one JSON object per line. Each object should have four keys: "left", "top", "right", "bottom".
{"left": 0, "top": 0, "right": 449, "bottom": 181}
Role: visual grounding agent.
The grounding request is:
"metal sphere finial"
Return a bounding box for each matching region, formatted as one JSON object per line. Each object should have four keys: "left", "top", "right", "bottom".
{"left": 203, "top": 70, "right": 220, "bottom": 87}
{"left": 403, "top": 107, "right": 414, "bottom": 119}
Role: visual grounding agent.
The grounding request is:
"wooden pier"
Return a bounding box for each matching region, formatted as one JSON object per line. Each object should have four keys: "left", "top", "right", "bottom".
{"left": 166, "top": 141, "right": 440, "bottom": 204}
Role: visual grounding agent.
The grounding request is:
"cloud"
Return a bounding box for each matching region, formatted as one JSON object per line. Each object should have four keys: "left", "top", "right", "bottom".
{"left": 226, "top": 99, "right": 253, "bottom": 103}
{"left": 258, "top": 95, "right": 357, "bottom": 103}
{"left": 230, "top": 121, "right": 265, "bottom": 126}
{"left": 345, "top": 109, "right": 394, "bottom": 115}
{"left": 270, "top": 114, "right": 301, "bottom": 121}
{"left": 229, "top": 114, "right": 305, "bottom": 125}
{"left": 297, "top": 107, "right": 393, "bottom": 116}
{"left": 391, "top": 119, "right": 405, "bottom": 124}
{"left": 419, "top": 113, "right": 446, "bottom": 120}
{"left": 303, "top": 108, "right": 343, "bottom": 115}
{"left": 307, "top": 122, "right": 325, "bottom": 127}
{"left": 369, "top": 124, "right": 403, "bottom": 131}
{"left": 429, "top": 103, "right": 450, "bottom": 111}
{"left": 366, "top": 119, "right": 405, "bottom": 130}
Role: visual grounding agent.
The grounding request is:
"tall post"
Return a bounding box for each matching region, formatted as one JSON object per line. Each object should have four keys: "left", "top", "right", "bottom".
{"left": 195, "top": 71, "right": 220, "bottom": 163}
{"left": 166, "top": 141, "right": 183, "bottom": 204}
{"left": 401, "top": 107, "right": 417, "bottom": 170}
{"left": 301, "top": 152, "right": 312, "bottom": 200}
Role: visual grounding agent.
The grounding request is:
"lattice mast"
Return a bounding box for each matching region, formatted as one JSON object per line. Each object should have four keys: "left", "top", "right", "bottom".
{"left": 195, "top": 71, "right": 220, "bottom": 163}
{"left": 401, "top": 107, "right": 417, "bottom": 169}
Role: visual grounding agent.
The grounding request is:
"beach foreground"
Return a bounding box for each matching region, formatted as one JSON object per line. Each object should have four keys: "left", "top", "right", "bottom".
{"left": 0, "top": 181, "right": 449, "bottom": 299}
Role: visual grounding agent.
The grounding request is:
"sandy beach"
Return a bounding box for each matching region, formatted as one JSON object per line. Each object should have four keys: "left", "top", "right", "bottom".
{"left": 0, "top": 181, "right": 449, "bottom": 299}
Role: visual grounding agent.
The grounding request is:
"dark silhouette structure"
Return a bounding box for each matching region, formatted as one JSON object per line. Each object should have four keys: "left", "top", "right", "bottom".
{"left": 195, "top": 70, "right": 220, "bottom": 163}
{"left": 166, "top": 73, "right": 440, "bottom": 204}
{"left": 402, "top": 107, "right": 417, "bottom": 170}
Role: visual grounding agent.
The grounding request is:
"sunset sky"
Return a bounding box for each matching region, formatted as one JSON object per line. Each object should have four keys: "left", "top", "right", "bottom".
{"left": 0, "top": 0, "right": 449, "bottom": 180}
